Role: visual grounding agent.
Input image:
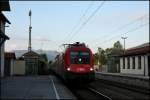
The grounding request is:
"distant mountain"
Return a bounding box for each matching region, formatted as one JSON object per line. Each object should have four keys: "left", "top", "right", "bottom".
{"left": 14, "top": 50, "right": 27, "bottom": 58}
{"left": 36, "top": 50, "right": 59, "bottom": 61}
{"left": 14, "top": 50, "right": 59, "bottom": 61}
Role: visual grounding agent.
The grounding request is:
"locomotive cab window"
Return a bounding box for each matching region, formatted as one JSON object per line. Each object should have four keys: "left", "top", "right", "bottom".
{"left": 70, "top": 51, "right": 90, "bottom": 64}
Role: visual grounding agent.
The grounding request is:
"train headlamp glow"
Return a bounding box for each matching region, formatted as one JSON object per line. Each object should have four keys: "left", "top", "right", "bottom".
{"left": 90, "top": 68, "right": 94, "bottom": 71}
{"left": 79, "top": 58, "right": 82, "bottom": 62}
{"left": 67, "top": 67, "right": 71, "bottom": 71}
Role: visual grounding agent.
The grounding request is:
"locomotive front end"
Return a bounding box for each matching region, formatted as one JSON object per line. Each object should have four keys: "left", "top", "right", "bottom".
{"left": 64, "top": 46, "right": 95, "bottom": 83}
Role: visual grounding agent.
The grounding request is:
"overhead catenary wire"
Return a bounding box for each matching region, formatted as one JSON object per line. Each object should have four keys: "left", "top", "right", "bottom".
{"left": 57, "top": 1, "right": 105, "bottom": 52}
{"left": 62, "top": 1, "right": 94, "bottom": 44}
{"left": 92, "top": 22, "right": 149, "bottom": 48}
{"left": 90, "top": 13, "right": 149, "bottom": 43}
{"left": 10, "top": 37, "right": 61, "bottom": 51}
{"left": 67, "top": 1, "right": 106, "bottom": 43}
{"left": 11, "top": 37, "right": 63, "bottom": 45}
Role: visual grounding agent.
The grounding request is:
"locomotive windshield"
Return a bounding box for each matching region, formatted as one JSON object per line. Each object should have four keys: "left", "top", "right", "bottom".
{"left": 70, "top": 51, "right": 90, "bottom": 64}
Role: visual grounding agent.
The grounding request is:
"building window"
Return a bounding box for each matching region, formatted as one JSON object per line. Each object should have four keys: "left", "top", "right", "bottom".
{"left": 127, "top": 57, "right": 130, "bottom": 69}
{"left": 132, "top": 57, "right": 135, "bottom": 69}
{"left": 123, "top": 57, "right": 125, "bottom": 69}
{"left": 138, "top": 56, "right": 141, "bottom": 69}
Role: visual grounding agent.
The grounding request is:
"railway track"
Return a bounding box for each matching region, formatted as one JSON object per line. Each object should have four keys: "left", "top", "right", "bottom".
{"left": 51, "top": 72, "right": 111, "bottom": 100}
{"left": 67, "top": 84, "right": 112, "bottom": 100}
{"left": 87, "top": 87, "right": 112, "bottom": 100}
{"left": 51, "top": 72, "right": 149, "bottom": 100}
{"left": 89, "top": 79, "right": 150, "bottom": 100}
{"left": 95, "top": 78, "right": 150, "bottom": 95}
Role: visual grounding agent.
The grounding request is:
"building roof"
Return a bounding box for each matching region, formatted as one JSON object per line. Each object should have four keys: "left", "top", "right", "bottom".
{"left": 5, "top": 52, "right": 16, "bottom": 59}
{"left": 22, "top": 50, "right": 39, "bottom": 58}
{"left": 120, "top": 42, "right": 150, "bottom": 57}
{"left": 0, "top": 12, "right": 11, "bottom": 24}
{"left": 0, "top": 0, "right": 10, "bottom": 11}
{"left": 127, "top": 42, "right": 149, "bottom": 50}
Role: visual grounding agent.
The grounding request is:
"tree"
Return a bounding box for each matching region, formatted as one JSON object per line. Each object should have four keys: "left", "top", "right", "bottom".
{"left": 39, "top": 53, "right": 49, "bottom": 75}
{"left": 105, "top": 48, "right": 113, "bottom": 57}
{"left": 107, "top": 41, "right": 123, "bottom": 72}
{"left": 112, "top": 41, "right": 123, "bottom": 55}
{"left": 49, "top": 60, "right": 52, "bottom": 65}
{"left": 97, "top": 47, "right": 106, "bottom": 67}
{"left": 113, "top": 41, "right": 123, "bottom": 49}
{"left": 94, "top": 53, "right": 99, "bottom": 65}
{"left": 95, "top": 41, "right": 123, "bottom": 72}
{"left": 40, "top": 53, "right": 48, "bottom": 62}
{"left": 105, "top": 48, "right": 113, "bottom": 62}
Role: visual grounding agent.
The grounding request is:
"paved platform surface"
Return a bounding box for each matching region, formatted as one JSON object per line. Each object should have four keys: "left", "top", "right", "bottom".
{"left": 96, "top": 72, "right": 149, "bottom": 79}
{"left": 1, "top": 75, "right": 76, "bottom": 99}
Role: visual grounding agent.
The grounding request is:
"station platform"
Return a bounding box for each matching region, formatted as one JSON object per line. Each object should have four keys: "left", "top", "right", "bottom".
{"left": 96, "top": 72, "right": 149, "bottom": 79}
{"left": 0, "top": 75, "right": 76, "bottom": 99}
{"left": 96, "top": 72, "right": 150, "bottom": 90}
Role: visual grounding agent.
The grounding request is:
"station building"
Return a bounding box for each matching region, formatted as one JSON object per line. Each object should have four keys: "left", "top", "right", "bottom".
{"left": 22, "top": 51, "right": 39, "bottom": 75}
{"left": 4, "top": 52, "right": 16, "bottom": 76}
{"left": 0, "top": 1, "right": 11, "bottom": 77}
{"left": 119, "top": 42, "right": 150, "bottom": 76}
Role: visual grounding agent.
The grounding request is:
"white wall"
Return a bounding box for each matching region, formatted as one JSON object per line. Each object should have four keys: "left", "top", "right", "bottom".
{"left": 130, "top": 57, "right": 133, "bottom": 69}
{"left": 135, "top": 56, "right": 138, "bottom": 70}
{"left": 125, "top": 57, "right": 128, "bottom": 69}
{"left": 13, "top": 60, "right": 25, "bottom": 75}
{"left": 10, "top": 59, "right": 14, "bottom": 76}
{"left": 120, "top": 55, "right": 148, "bottom": 76}
{"left": 120, "top": 58, "right": 123, "bottom": 69}
{"left": 145, "top": 55, "right": 148, "bottom": 76}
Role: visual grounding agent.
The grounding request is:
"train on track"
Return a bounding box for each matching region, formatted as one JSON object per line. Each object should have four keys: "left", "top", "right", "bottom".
{"left": 50, "top": 42, "right": 95, "bottom": 83}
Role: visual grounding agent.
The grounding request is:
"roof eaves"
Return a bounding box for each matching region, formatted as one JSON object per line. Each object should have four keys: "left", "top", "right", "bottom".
{"left": 0, "top": 12, "right": 11, "bottom": 24}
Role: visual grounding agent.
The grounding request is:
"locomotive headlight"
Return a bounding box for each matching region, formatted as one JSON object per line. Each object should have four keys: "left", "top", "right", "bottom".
{"left": 90, "top": 68, "right": 94, "bottom": 71}
{"left": 67, "top": 67, "right": 71, "bottom": 71}
{"left": 79, "top": 58, "right": 82, "bottom": 62}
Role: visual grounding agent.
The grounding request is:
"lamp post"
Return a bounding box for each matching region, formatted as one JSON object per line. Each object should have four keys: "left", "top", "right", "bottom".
{"left": 121, "top": 37, "right": 127, "bottom": 54}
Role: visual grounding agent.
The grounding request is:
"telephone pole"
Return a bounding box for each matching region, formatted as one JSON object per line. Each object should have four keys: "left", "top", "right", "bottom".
{"left": 28, "top": 10, "right": 32, "bottom": 51}
{"left": 121, "top": 37, "right": 127, "bottom": 54}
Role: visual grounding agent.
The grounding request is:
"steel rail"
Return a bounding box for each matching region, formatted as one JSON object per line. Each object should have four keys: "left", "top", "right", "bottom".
{"left": 87, "top": 87, "right": 112, "bottom": 100}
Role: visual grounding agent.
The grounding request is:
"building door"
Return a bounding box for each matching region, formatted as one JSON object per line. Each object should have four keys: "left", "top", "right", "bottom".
{"left": 4, "top": 59, "right": 10, "bottom": 76}
{"left": 26, "top": 62, "right": 38, "bottom": 75}
{"left": 27, "top": 63, "right": 35, "bottom": 75}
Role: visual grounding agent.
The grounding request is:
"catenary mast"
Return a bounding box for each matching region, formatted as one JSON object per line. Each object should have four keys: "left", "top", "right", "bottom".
{"left": 28, "top": 10, "right": 32, "bottom": 51}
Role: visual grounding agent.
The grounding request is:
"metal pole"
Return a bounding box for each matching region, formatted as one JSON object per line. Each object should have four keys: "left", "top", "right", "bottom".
{"left": 28, "top": 10, "right": 32, "bottom": 51}
{"left": 121, "top": 37, "right": 127, "bottom": 54}
{"left": 124, "top": 38, "right": 125, "bottom": 53}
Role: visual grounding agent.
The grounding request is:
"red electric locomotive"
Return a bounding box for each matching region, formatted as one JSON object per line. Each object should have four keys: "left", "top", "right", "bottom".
{"left": 51, "top": 42, "right": 95, "bottom": 83}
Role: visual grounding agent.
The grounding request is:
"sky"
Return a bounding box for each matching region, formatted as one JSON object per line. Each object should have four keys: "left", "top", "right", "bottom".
{"left": 4, "top": 1, "right": 149, "bottom": 53}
